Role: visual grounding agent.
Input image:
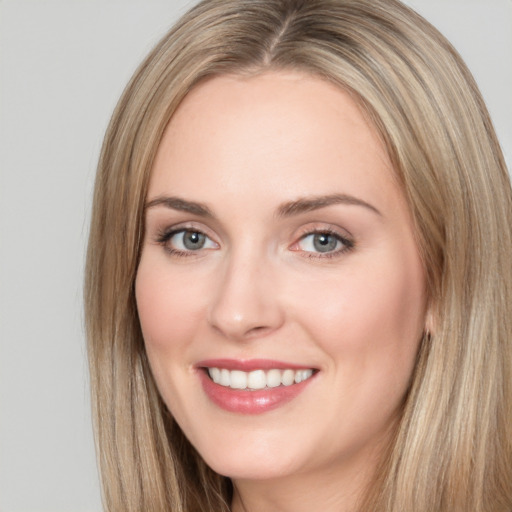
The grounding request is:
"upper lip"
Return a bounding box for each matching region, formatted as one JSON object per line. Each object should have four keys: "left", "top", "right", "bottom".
{"left": 196, "top": 358, "right": 316, "bottom": 372}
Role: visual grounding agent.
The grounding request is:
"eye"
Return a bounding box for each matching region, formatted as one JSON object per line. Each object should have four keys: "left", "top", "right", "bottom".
{"left": 158, "top": 228, "right": 218, "bottom": 255}
{"left": 295, "top": 231, "right": 353, "bottom": 256}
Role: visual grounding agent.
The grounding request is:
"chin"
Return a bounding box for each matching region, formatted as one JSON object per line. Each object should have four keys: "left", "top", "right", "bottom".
{"left": 206, "top": 457, "right": 296, "bottom": 481}
{"left": 191, "top": 433, "right": 301, "bottom": 481}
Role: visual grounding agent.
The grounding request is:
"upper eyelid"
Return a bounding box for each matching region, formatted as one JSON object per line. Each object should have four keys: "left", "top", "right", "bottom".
{"left": 147, "top": 215, "right": 226, "bottom": 240}
{"left": 293, "top": 222, "right": 353, "bottom": 240}
{"left": 299, "top": 230, "right": 349, "bottom": 242}
{"left": 295, "top": 230, "right": 353, "bottom": 247}
{"left": 155, "top": 222, "right": 216, "bottom": 239}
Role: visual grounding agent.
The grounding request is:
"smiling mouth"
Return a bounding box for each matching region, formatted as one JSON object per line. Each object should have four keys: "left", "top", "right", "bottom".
{"left": 205, "top": 367, "right": 315, "bottom": 391}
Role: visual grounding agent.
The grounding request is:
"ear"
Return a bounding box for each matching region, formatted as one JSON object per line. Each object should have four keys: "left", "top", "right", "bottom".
{"left": 424, "top": 304, "right": 436, "bottom": 337}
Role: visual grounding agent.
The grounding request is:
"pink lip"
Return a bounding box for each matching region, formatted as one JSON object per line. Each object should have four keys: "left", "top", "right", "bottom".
{"left": 196, "top": 359, "right": 317, "bottom": 415}
{"left": 197, "top": 358, "right": 310, "bottom": 371}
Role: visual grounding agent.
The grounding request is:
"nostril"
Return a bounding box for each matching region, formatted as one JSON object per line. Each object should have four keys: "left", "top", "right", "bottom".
{"left": 246, "top": 325, "right": 273, "bottom": 337}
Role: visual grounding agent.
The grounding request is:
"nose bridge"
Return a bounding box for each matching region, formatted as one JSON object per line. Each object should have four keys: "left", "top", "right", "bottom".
{"left": 208, "top": 241, "right": 284, "bottom": 340}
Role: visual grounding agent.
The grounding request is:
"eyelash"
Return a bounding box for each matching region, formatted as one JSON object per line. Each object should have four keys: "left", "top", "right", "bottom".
{"left": 155, "top": 226, "right": 355, "bottom": 259}
{"left": 156, "top": 226, "right": 217, "bottom": 258}
{"left": 294, "top": 228, "right": 355, "bottom": 259}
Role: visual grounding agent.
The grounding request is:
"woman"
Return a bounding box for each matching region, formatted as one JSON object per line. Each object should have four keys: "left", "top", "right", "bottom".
{"left": 85, "top": 0, "right": 512, "bottom": 511}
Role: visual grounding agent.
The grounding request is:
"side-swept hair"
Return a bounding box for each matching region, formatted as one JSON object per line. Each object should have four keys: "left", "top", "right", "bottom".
{"left": 85, "top": 1, "right": 512, "bottom": 510}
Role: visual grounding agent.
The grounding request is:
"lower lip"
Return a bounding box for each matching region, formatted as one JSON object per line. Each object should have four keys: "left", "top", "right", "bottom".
{"left": 198, "top": 370, "right": 315, "bottom": 414}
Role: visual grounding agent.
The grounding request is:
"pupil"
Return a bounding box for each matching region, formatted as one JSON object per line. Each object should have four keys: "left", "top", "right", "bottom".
{"left": 313, "top": 233, "right": 337, "bottom": 252}
{"left": 183, "top": 231, "right": 205, "bottom": 250}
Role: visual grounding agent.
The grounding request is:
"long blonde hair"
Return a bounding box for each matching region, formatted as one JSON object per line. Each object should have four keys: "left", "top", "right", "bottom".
{"left": 85, "top": 1, "right": 512, "bottom": 510}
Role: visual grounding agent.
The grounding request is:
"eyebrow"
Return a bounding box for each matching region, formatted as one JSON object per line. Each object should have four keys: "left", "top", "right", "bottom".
{"left": 277, "top": 193, "right": 381, "bottom": 217}
{"left": 144, "top": 193, "right": 381, "bottom": 218}
{"left": 145, "top": 196, "right": 214, "bottom": 217}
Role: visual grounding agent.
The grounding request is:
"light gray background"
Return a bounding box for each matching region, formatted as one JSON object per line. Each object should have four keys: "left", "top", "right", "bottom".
{"left": 1, "top": 1, "right": 510, "bottom": 511}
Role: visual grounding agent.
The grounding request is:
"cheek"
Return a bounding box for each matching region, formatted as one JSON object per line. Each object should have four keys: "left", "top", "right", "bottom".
{"left": 290, "top": 248, "right": 426, "bottom": 383}
{"left": 135, "top": 256, "right": 206, "bottom": 354}
{"left": 134, "top": 255, "right": 211, "bottom": 423}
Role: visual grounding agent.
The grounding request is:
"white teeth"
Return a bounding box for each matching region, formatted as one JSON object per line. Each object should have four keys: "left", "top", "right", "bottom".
{"left": 210, "top": 367, "right": 221, "bottom": 384}
{"left": 220, "top": 368, "right": 230, "bottom": 387}
{"left": 267, "top": 369, "right": 282, "bottom": 388}
{"left": 207, "top": 367, "right": 314, "bottom": 390}
{"left": 281, "top": 369, "right": 295, "bottom": 386}
{"left": 247, "top": 370, "right": 266, "bottom": 390}
{"left": 295, "top": 369, "right": 313, "bottom": 383}
{"left": 230, "top": 370, "right": 247, "bottom": 389}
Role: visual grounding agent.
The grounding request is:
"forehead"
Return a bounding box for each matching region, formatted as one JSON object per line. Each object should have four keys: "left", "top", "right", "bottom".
{"left": 148, "top": 71, "right": 401, "bottom": 215}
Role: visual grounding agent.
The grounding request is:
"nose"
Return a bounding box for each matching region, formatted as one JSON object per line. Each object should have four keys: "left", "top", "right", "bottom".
{"left": 207, "top": 250, "right": 285, "bottom": 341}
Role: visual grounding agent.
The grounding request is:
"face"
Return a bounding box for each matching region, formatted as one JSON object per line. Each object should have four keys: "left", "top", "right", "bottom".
{"left": 136, "top": 72, "right": 427, "bottom": 486}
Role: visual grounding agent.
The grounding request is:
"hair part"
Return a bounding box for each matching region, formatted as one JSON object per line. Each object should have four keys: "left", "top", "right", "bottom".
{"left": 85, "top": 1, "right": 512, "bottom": 510}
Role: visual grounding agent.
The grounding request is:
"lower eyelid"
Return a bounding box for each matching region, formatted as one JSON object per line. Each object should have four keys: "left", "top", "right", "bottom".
{"left": 296, "top": 241, "right": 354, "bottom": 259}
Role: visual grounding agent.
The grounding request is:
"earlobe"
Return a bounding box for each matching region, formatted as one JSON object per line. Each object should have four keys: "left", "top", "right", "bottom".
{"left": 424, "top": 306, "right": 436, "bottom": 338}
